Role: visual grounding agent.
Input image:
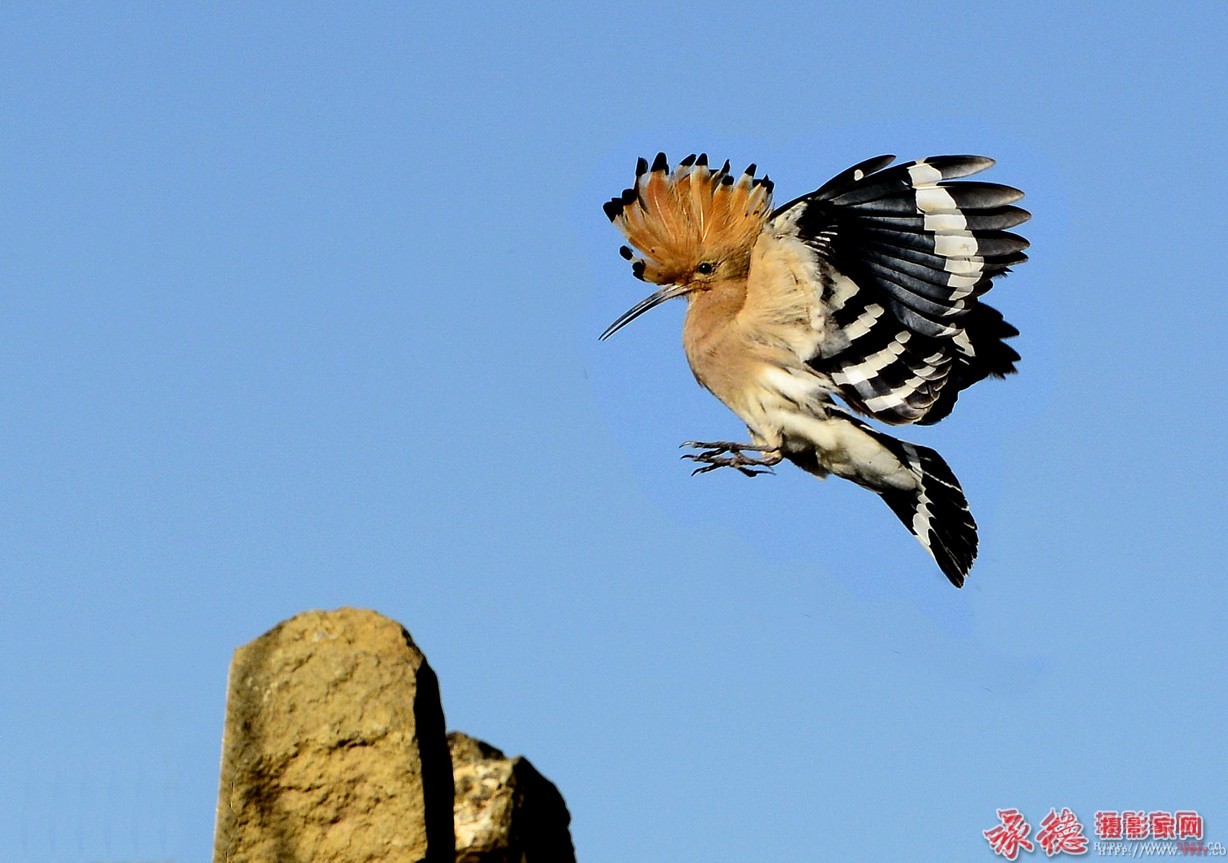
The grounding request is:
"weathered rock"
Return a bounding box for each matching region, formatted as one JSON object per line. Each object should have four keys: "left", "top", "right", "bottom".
{"left": 212, "top": 608, "right": 454, "bottom": 863}
{"left": 450, "top": 731, "right": 576, "bottom": 863}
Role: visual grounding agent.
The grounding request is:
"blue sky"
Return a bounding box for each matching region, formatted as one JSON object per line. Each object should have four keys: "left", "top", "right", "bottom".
{"left": 3, "top": 4, "right": 1226, "bottom": 861}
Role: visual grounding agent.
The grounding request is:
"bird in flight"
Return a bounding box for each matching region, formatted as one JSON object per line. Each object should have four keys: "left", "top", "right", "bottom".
{"left": 600, "top": 152, "right": 1029, "bottom": 586}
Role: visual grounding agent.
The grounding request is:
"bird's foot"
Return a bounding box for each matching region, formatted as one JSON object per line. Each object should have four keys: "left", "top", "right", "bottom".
{"left": 680, "top": 440, "right": 783, "bottom": 477}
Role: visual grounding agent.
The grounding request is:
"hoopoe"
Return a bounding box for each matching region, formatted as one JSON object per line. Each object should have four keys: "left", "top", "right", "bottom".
{"left": 600, "top": 153, "right": 1029, "bottom": 586}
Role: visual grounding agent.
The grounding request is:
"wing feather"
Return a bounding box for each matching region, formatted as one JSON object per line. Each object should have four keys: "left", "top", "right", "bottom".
{"left": 753, "top": 155, "right": 1029, "bottom": 424}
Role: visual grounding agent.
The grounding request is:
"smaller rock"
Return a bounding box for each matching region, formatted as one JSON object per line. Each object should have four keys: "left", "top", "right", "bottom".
{"left": 449, "top": 731, "right": 576, "bottom": 863}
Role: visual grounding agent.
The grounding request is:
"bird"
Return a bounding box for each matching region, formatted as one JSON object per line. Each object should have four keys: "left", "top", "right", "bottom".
{"left": 599, "top": 152, "right": 1029, "bottom": 587}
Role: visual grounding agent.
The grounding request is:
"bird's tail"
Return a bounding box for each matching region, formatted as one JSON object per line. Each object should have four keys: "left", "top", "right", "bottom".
{"left": 875, "top": 440, "right": 977, "bottom": 587}
{"left": 784, "top": 414, "right": 977, "bottom": 586}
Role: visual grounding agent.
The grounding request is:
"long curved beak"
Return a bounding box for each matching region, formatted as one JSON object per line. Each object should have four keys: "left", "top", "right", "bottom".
{"left": 599, "top": 283, "right": 694, "bottom": 340}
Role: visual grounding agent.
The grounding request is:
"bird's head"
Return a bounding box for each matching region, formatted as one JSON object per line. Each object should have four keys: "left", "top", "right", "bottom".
{"left": 600, "top": 153, "right": 773, "bottom": 339}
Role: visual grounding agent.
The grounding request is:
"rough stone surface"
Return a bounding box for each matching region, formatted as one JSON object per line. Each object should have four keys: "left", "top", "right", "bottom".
{"left": 450, "top": 731, "right": 576, "bottom": 863}
{"left": 213, "top": 608, "right": 454, "bottom": 863}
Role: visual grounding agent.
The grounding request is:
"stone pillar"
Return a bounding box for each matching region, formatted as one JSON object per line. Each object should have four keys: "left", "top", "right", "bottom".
{"left": 450, "top": 732, "right": 576, "bottom": 863}
{"left": 212, "top": 608, "right": 455, "bottom": 863}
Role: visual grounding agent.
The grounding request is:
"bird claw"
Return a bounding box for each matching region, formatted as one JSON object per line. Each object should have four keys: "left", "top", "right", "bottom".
{"left": 680, "top": 440, "right": 782, "bottom": 477}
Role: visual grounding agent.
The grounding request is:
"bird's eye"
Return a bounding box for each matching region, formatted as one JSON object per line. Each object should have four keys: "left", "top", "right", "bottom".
{"left": 696, "top": 261, "right": 716, "bottom": 275}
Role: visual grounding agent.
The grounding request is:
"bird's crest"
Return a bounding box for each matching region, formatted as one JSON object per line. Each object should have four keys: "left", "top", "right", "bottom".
{"left": 604, "top": 153, "right": 774, "bottom": 285}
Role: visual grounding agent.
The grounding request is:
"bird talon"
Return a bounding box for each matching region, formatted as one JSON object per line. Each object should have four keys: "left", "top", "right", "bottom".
{"left": 680, "top": 440, "right": 781, "bottom": 476}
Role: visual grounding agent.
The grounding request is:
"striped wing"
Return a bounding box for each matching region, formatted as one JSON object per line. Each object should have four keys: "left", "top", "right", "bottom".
{"left": 767, "top": 155, "right": 1029, "bottom": 425}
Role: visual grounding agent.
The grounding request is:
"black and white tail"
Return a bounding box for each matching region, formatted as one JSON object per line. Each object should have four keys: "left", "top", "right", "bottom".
{"left": 876, "top": 440, "right": 977, "bottom": 587}
{"left": 782, "top": 410, "right": 979, "bottom": 586}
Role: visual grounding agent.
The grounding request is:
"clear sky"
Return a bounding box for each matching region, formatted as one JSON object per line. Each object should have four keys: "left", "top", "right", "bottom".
{"left": 3, "top": 4, "right": 1226, "bottom": 861}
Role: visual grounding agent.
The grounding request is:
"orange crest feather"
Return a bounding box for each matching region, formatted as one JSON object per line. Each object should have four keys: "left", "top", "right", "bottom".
{"left": 604, "top": 153, "right": 774, "bottom": 285}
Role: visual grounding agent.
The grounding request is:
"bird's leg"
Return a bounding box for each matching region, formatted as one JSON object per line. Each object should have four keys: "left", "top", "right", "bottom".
{"left": 680, "top": 440, "right": 783, "bottom": 477}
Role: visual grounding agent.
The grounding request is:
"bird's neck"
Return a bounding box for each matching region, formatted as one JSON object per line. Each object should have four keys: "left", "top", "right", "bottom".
{"left": 682, "top": 277, "right": 748, "bottom": 350}
{"left": 681, "top": 277, "right": 752, "bottom": 401}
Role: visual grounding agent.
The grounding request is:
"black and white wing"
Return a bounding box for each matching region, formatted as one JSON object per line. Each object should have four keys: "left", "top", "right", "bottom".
{"left": 768, "top": 155, "right": 1030, "bottom": 425}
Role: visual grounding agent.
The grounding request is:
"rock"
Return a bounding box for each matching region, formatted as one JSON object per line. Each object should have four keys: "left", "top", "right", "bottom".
{"left": 450, "top": 731, "right": 576, "bottom": 863}
{"left": 212, "top": 608, "right": 454, "bottom": 863}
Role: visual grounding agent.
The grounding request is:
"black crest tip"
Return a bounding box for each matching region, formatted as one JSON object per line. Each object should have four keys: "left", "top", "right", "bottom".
{"left": 651, "top": 152, "right": 668, "bottom": 173}
{"left": 680, "top": 153, "right": 697, "bottom": 167}
{"left": 631, "top": 260, "right": 646, "bottom": 281}
{"left": 618, "top": 245, "right": 634, "bottom": 260}
{"left": 602, "top": 199, "right": 623, "bottom": 221}
{"left": 635, "top": 157, "right": 649, "bottom": 177}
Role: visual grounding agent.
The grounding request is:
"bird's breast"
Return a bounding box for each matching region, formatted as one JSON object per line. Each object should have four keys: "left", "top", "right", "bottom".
{"left": 716, "top": 361, "right": 835, "bottom": 450}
